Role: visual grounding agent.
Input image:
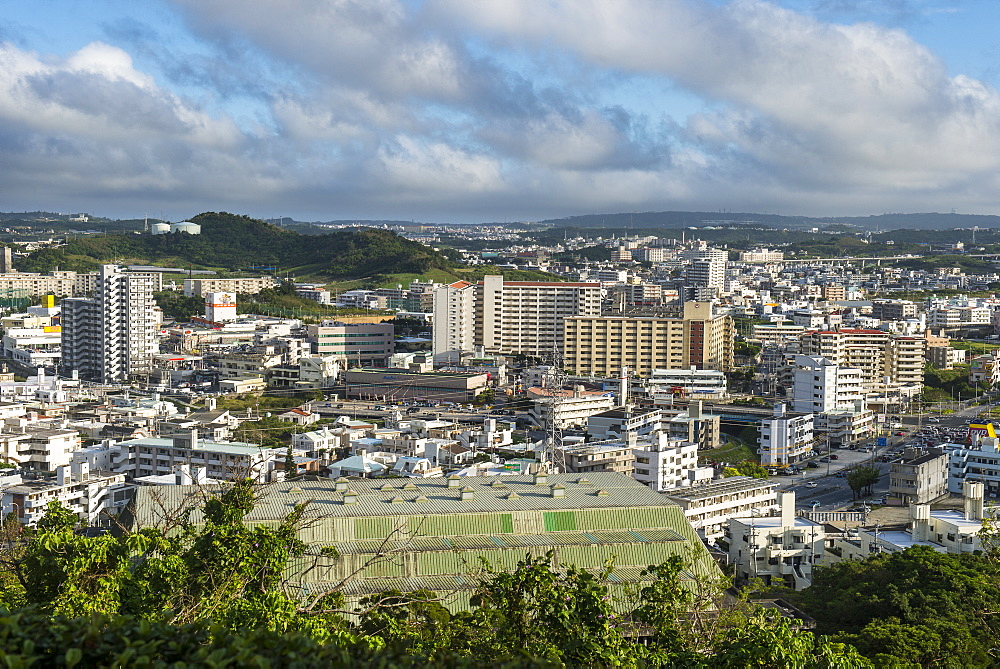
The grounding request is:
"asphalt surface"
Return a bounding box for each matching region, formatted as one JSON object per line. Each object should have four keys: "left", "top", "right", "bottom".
{"left": 778, "top": 401, "right": 990, "bottom": 511}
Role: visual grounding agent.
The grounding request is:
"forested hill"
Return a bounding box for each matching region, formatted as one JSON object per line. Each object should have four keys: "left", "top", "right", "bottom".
{"left": 15, "top": 212, "right": 456, "bottom": 279}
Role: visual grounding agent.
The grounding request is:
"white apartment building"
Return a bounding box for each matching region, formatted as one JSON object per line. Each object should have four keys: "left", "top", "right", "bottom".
{"left": 61, "top": 265, "right": 159, "bottom": 383}
{"left": 798, "top": 329, "right": 925, "bottom": 390}
{"left": 477, "top": 275, "right": 602, "bottom": 357}
{"left": 665, "top": 476, "right": 778, "bottom": 541}
{"left": 947, "top": 437, "right": 1000, "bottom": 496}
{"left": 432, "top": 280, "right": 476, "bottom": 363}
{"left": 120, "top": 431, "right": 285, "bottom": 482}
{"left": 0, "top": 270, "right": 98, "bottom": 297}
{"left": 0, "top": 427, "right": 81, "bottom": 472}
{"left": 834, "top": 482, "right": 996, "bottom": 562}
{"left": 630, "top": 433, "right": 703, "bottom": 491}
{"left": 726, "top": 491, "right": 825, "bottom": 590}
{"left": 739, "top": 248, "right": 784, "bottom": 263}
{"left": 1, "top": 461, "right": 131, "bottom": 526}
{"left": 2, "top": 326, "right": 62, "bottom": 367}
{"left": 760, "top": 405, "right": 814, "bottom": 466}
{"left": 647, "top": 368, "right": 728, "bottom": 401}
{"left": 587, "top": 407, "right": 663, "bottom": 441}
{"left": 183, "top": 276, "right": 277, "bottom": 297}
{"left": 687, "top": 258, "right": 726, "bottom": 292}
{"left": 528, "top": 386, "right": 616, "bottom": 429}
{"left": 791, "top": 355, "right": 864, "bottom": 414}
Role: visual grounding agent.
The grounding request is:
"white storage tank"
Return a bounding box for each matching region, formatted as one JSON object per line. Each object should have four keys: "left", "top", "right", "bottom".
{"left": 170, "top": 221, "right": 201, "bottom": 235}
{"left": 150, "top": 222, "right": 171, "bottom": 235}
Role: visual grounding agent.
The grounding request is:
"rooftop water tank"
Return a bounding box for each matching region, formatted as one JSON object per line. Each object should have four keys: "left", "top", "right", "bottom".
{"left": 170, "top": 221, "right": 201, "bottom": 235}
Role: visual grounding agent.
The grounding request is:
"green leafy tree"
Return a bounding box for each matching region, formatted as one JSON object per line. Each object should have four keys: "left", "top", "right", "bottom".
{"left": 284, "top": 445, "right": 299, "bottom": 480}
{"left": 723, "top": 460, "right": 769, "bottom": 479}
{"left": 846, "top": 465, "right": 880, "bottom": 499}
{"left": 792, "top": 546, "right": 1000, "bottom": 667}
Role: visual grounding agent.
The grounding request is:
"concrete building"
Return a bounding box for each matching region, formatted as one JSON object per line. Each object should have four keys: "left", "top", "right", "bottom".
{"left": 183, "top": 276, "right": 277, "bottom": 297}
{"left": 739, "top": 248, "right": 784, "bottom": 263}
{"left": 562, "top": 302, "right": 734, "bottom": 379}
{"left": 133, "top": 472, "right": 720, "bottom": 613}
{"left": 927, "top": 344, "right": 967, "bottom": 370}
{"left": 834, "top": 482, "right": 997, "bottom": 561}
{"left": 888, "top": 446, "right": 949, "bottom": 505}
{"left": 558, "top": 439, "right": 635, "bottom": 476}
{"left": 476, "top": 275, "right": 602, "bottom": 357}
{"left": 528, "top": 385, "right": 616, "bottom": 429}
{"left": 663, "top": 402, "right": 722, "bottom": 451}
{"left": 791, "top": 355, "right": 864, "bottom": 414}
{"left": 687, "top": 258, "right": 726, "bottom": 293}
{"left": 345, "top": 368, "right": 489, "bottom": 404}
{"left": 587, "top": 407, "right": 663, "bottom": 441}
{"left": 2, "top": 325, "right": 62, "bottom": 368}
{"left": 760, "top": 405, "right": 814, "bottom": 466}
{"left": 630, "top": 433, "right": 702, "bottom": 491}
{"left": 122, "top": 431, "right": 284, "bottom": 482}
{"left": 60, "top": 265, "right": 159, "bottom": 382}
{"left": 0, "top": 270, "right": 98, "bottom": 297}
{"left": 798, "top": 329, "right": 925, "bottom": 391}
{"left": 1, "top": 461, "right": 131, "bottom": 526}
{"left": 306, "top": 321, "right": 394, "bottom": 368}
{"left": 431, "top": 280, "right": 476, "bottom": 363}
{"left": 204, "top": 292, "right": 237, "bottom": 322}
{"left": 0, "top": 426, "right": 80, "bottom": 471}
{"left": 947, "top": 436, "right": 1000, "bottom": 497}
{"left": 726, "top": 491, "right": 825, "bottom": 590}
{"left": 665, "top": 476, "right": 778, "bottom": 541}
{"left": 646, "top": 368, "right": 728, "bottom": 402}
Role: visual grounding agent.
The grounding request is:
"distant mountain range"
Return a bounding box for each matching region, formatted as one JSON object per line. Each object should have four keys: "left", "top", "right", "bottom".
{"left": 529, "top": 211, "right": 1000, "bottom": 231}
{"left": 3, "top": 209, "right": 1000, "bottom": 233}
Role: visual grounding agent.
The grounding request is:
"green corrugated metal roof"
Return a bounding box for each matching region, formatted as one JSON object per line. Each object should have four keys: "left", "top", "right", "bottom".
{"left": 132, "top": 473, "right": 683, "bottom": 526}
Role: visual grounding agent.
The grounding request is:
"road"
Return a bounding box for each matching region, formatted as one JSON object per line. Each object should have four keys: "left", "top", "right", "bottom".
{"left": 776, "top": 400, "right": 993, "bottom": 511}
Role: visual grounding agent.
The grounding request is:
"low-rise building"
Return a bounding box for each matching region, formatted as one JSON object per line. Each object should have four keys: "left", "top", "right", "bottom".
{"left": 726, "top": 491, "right": 825, "bottom": 590}
{"left": 1, "top": 461, "right": 131, "bottom": 526}
{"left": 630, "top": 433, "right": 703, "bottom": 491}
{"left": 557, "top": 439, "right": 635, "bottom": 476}
{"left": 664, "top": 476, "right": 778, "bottom": 541}
{"left": 663, "top": 402, "right": 721, "bottom": 451}
{"left": 528, "top": 386, "right": 616, "bottom": 429}
{"left": 121, "top": 431, "right": 284, "bottom": 482}
{"left": 888, "top": 446, "right": 949, "bottom": 505}
{"left": 345, "top": 368, "right": 489, "bottom": 404}
{"left": 947, "top": 436, "right": 1000, "bottom": 497}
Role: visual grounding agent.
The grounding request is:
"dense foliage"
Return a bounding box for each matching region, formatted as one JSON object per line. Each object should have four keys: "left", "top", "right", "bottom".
{"left": 791, "top": 546, "right": 1000, "bottom": 668}
{"left": 0, "top": 481, "right": 878, "bottom": 668}
{"left": 16, "top": 212, "right": 456, "bottom": 280}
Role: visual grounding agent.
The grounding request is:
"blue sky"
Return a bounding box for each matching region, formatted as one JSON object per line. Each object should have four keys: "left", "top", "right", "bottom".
{"left": 2, "top": 0, "right": 1000, "bottom": 223}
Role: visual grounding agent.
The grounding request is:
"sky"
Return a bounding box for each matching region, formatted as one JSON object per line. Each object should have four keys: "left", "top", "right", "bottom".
{"left": 1, "top": 0, "right": 999, "bottom": 224}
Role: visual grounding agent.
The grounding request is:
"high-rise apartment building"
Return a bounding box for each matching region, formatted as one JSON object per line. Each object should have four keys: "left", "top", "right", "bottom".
{"left": 797, "top": 329, "right": 925, "bottom": 390}
{"left": 60, "top": 265, "right": 158, "bottom": 382}
{"left": 686, "top": 258, "right": 726, "bottom": 292}
{"left": 432, "top": 280, "right": 476, "bottom": 363}
{"left": 431, "top": 275, "right": 601, "bottom": 359}
{"left": 562, "top": 302, "right": 734, "bottom": 378}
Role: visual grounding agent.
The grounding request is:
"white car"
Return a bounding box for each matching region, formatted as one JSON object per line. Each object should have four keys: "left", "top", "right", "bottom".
{"left": 805, "top": 481, "right": 818, "bottom": 488}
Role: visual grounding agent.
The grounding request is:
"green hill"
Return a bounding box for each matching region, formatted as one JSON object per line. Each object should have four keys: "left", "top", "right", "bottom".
{"left": 13, "top": 212, "right": 564, "bottom": 287}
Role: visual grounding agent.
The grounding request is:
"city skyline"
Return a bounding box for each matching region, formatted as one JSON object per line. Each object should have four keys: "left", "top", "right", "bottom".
{"left": 2, "top": 0, "right": 999, "bottom": 223}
